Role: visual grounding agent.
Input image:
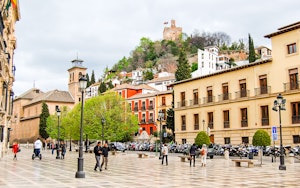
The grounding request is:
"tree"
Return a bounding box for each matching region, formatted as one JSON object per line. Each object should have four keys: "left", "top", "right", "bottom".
{"left": 86, "top": 73, "right": 90, "bottom": 87}
{"left": 191, "top": 62, "right": 198, "bottom": 72}
{"left": 166, "top": 108, "right": 174, "bottom": 136}
{"left": 39, "top": 102, "right": 50, "bottom": 140}
{"left": 99, "top": 81, "right": 107, "bottom": 94}
{"left": 248, "top": 34, "right": 256, "bottom": 63}
{"left": 143, "top": 70, "right": 154, "bottom": 81}
{"left": 195, "top": 131, "right": 210, "bottom": 147}
{"left": 252, "top": 129, "right": 271, "bottom": 147}
{"left": 175, "top": 48, "right": 191, "bottom": 81}
{"left": 90, "top": 70, "right": 96, "bottom": 85}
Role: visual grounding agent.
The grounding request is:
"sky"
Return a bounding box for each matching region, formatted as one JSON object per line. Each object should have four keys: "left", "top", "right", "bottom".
{"left": 13, "top": 0, "right": 300, "bottom": 96}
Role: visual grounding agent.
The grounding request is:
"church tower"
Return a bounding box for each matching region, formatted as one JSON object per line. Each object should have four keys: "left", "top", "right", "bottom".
{"left": 68, "top": 58, "right": 87, "bottom": 104}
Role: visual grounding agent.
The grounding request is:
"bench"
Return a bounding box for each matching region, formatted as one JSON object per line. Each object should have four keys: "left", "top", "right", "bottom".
{"left": 137, "top": 153, "right": 148, "bottom": 158}
{"left": 178, "top": 156, "right": 190, "bottom": 162}
{"left": 232, "top": 159, "right": 254, "bottom": 168}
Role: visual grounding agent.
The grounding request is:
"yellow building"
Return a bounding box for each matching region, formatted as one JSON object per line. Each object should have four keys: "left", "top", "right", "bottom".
{"left": 173, "top": 21, "right": 300, "bottom": 146}
{"left": 0, "top": 0, "right": 20, "bottom": 157}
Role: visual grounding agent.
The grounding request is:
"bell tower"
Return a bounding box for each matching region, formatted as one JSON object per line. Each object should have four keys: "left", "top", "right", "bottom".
{"left": 68, "top": 58, "right": 87, "bottom": 104}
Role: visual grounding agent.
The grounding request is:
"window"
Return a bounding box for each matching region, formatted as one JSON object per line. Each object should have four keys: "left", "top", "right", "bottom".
{"left": 241, "top": 108, "right": 248, "bottom": 127}
{"left": 149, "top": 101, "right": 153, "bottom": 110}
{"left": 193, "top": 89, "right": 198, "bottom": 105}
{"left": 292, "top": 102, "right": 300, "bottom": 124}
{"left": 222, "top": 83, "right": 229, "bottom": 100}
{"left": 289, "top": 69, "right": 299, "bottom": 90}
{"left": 194, "top": 114, "right": 199, "bottom": 130}
{"left": 142, "top": 101, "right": 146, "bottom": 110}
{"left": 182, "top": 139, "right": 187, "bottom": 144}
{"left": 134, "top": 102, "right": 138, "bottom": 111}
{"left": 180, "top": 92, "right": 185, "bottom": 107}
{"left": 261, "top": 106, "right": 269, "bottom": 126}
{"left": 259, "top": 75, "right": 268, "bottom": 94}
{"left": 239, "top": 79, "right": 247, "bottom": 97}
{"left": 149, "top": 113, "right": 154, "bottom": 123}
{"left": 207, "top": 86, "right": 213, "bottom": 103}
{"left": 150, "top": 127, "right": 153, "bottom": 135}
{"left": 141, "top": 114, "right": 145, "bottom": 123}
{"left": 242, "top": 137, "right": 249, "bottom": 144}
{"left": 293, "top": 135, "right": 300, "bottom": 144}
{"left": 287, "top": 43, "right": 297, "bottom": 54}
{"left": 224, "top": 137, "right": 230, "bottom": 144}
{"left": 223, "top": 110, "right": 230, "bottom": 128}
{"left": 181, "top": 116, "right": 186, "bottom": 131}
{"left": 208, "top": 112, "right": 214, "bottom": 129}
{"left": 162, "top": 96, "right": 166, "bottom": 106}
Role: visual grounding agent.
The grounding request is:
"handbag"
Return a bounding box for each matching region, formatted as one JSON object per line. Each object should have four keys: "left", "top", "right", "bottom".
{"left": 17, "top": 148, "right": 21, "bottom": 152}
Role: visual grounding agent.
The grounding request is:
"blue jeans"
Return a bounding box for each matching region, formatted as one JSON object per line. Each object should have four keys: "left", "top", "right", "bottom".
{"left": 34, "top": 149, "right": 40, "bottom": 156}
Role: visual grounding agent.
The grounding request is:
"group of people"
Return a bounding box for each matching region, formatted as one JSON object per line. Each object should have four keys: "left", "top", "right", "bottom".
{"left": 160, "top": 143, "right": 208, "bottom": 167}
{"left": 189, "top": 143, "right": 207, "bottom": 167}
{"left": 93, "top": 142, "right": 109, "bottom": 171}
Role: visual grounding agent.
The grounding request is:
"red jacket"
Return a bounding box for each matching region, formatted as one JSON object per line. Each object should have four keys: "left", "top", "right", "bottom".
{"left": 12, "top": 144, "right": 19, "bottom": 154}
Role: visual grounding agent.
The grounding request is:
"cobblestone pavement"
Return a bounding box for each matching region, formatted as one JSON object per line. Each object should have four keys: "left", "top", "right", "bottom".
{"left": 0, "top": 147, "right": 299, "bottom": 188}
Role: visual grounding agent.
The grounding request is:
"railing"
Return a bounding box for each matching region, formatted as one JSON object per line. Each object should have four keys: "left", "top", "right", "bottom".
{"left": 194, "top": 124, "right": 199, "bottom": 130}
{"left": 134, "top": 107, "right": 138, "bottom": 112}
{"left": 148, "top": 119, "right": 154, "bottom": 123}
{"left": 292, "top": 116, "right": 300, "bottom": 124}
{"left": 284, "top": 81, "right": 300, "bottom": 91}
{"left": 224, "top": 121, "right": 230, "bottom": 128}
{"left": 181, "top": 124, "right": 186, "bottom": 131}
{"left": 241, "top": 120, "right": 248, "bottom": 127}
{"left": 208, "top": 122, "right": 214, "bottom": 129}
{"left": 141, "top": 106, "right": 146, "bottom": 110}
{"left": 218, "top": 93, "right": 231, "bottom": 102}
{"left": 140, "top": 120, "right": 146, "bottom": 124}
{"left": 261, "top": 118, "right": 269, "bottom": 126}
{"left": 148, "top": 106, "right": 154, "bottom": 110}
{"left": 254, "top": 86, "right": 271, "bottom": 95}
{"left": 177, "top": 100, "right": 187, "bottom": 108}
{"left": 235, "top": 90, "right": 250, "bottom": 99}
{"left": 190, "top": 98, "right": 200, "bottom": 106}
{"left": 203, "top": 96, "right": 215, "bottom": 104}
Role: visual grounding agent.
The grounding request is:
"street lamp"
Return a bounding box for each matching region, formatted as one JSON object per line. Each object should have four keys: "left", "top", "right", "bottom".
{"left": 75, "top": 75, "right": 87, "bottom": 178}
{"left": 158, "top": 110, "right": 164, "bottom": 159}
{"left": 272, "top": 93, "right": 286, "bottom": 170}
{"left": 202, "top": 119, "right": 205, "bottom": 131}
{"left": 101, "top": 117, "right": 105, "bottom": 145}
{"left": 56, "top": 106, "right": 61, "bottom": 159}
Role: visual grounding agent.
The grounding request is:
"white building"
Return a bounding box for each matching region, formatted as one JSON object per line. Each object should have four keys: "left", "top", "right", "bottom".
{"left": 146, "top": 72, "right": 175, "bottom": 91}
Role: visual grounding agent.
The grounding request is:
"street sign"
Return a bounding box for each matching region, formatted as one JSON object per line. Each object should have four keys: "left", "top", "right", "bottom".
{"left": 272, "top": 126, "right": 278, "bottom": 141}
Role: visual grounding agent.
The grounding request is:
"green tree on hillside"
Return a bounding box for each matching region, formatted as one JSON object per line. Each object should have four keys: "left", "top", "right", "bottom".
{"left": 90, "top": 70, "right": 96, "bottom": 85}
{"left": 175, "top": 48, "right": 191, "bottom": 81}
{"left": 248, "top": 34, "right": 256, "bottom": 63}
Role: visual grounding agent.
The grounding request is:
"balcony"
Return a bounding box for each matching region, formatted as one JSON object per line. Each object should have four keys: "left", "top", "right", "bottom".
{"left": 134, "top": 107, "right": 138, "bottom": 112}
{"left": 177, "top": 100, "right": 187, "bottom": 108}
{"left": 284, "top": 81, "right": 299, "bottom": 92}
{"left": 218, "top": 93, "right": 231, "bottom": 102}
{"left": 148, "top": 106, "right": 154, "bottom": 110}
{"left": 141, "top": 106, "right": 146, "bottom": 111}
{"left": 140, "top": 119, "right": 146, "bottom": 124}
{"left": 241, "top": 119, "right": 248, "bottom": 127}
{"left": 190, "top": 98, "right": 200, "bottom": 106}
{"left": 292, "top": 115, "right": 300, "bottom": 124}
{"left": 208, "top": 122, "right": 214, "bottom": 129}
{"left": 203, "top": 96, "right": 215, "bottom": 104}
{"left": 181, "top": 124, "right": 186, "bottom": 131}
{"left": 255, "top": 86, "right": 271, "bottom": 96}
{"left": 235, "top": 90, "right": 250, "bottom": 99}
{"left": 148, "top": 119, "right": 154, "bottom": 123}
{"left": 194, "top": 124, "right": 199, "bottom": 130}
{"left": 261, "top": 118, "right": 269, "bottom": 126}
{"left": 223, "top": 121, "right": 230, "bottom": 128}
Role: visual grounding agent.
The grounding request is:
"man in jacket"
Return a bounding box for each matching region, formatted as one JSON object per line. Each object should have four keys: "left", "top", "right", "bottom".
{"left": 189, "top": 143, "right": 197, "bottom": 167}
{"left": 94, "top": 142, "right": 102, "bottom": 171}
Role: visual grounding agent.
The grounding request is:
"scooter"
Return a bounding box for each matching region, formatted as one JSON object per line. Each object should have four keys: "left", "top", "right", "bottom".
{"left": 32, "top": 148, "right": 42, "bottom": 160}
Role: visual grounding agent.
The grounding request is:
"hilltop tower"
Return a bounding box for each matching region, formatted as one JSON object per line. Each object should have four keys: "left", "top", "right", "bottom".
{"left": 163, "top": 19, "right": 182, "bottom": 41}
{"left": 68, "top": 58, "right": 87, "bottom": 104}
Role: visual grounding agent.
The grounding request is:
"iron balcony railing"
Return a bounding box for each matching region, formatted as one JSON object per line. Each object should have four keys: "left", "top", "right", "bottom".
{"left": 284, "top": 81, "right": 300, "bottom": 92}
{"left": 254, "top": 86, "right": 271, "bottom": 95}
{"left": 203, "top": 96, "right": 215, "bottom": 104}
{"left": 292, "top": 115, "right": 300, "bottom": 124}
{"left": 218, "top": 93, "right": 231, "bottom": 102}
{"left": 261, "top": 118, "right": 269, "bottom": 126}
{"left": 224, "top": 121, "right": 230, "bottom": 128}
{"left": 241, "top": 119, "right": 248, "bottom": 127}
{"left": 235, "top": 90, "right": 250, "bottom": 99}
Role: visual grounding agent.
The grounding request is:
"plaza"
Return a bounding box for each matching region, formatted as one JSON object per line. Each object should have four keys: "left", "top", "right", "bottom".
{"left": 0, "top": 147, "right": 299, "bottom": 188}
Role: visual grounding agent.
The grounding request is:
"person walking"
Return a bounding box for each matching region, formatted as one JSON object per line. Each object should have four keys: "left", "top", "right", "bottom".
{"left": 200, "top": 144, "right": 208, "bottom": 167}
{"left": 101, "top": 143, "right": 109, "bottom": 170}
{"left": 189, "top": 143, "right": 197, "bottom": 167}
{"left": 12, "top": 142, "right": 19, "bottom": 160}
{"left": 34, "top": 137, "right": 42, "bottom": 157}
{"left": 61, "top": 142, "right": 66, "bottom": 159}
{"left": 51, "top": 142, "right": 55, "bottom": 155}
{"left": 93, "top": 142, "right": 102, "bottom": 171}
{"left": 161, "top": 143, "right": 168, "bottom": 166}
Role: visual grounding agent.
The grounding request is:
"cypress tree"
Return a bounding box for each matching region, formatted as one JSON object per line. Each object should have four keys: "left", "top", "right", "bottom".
{"left": 91, "top": 70, "right": 96, "bottom": 85}
{"left": 248, "top": 34, "right": 256, "bottom": 63}
{"left": 86, "top": 73, "right": 90, "bottom": 87}
{"left": 39, "top": 102, "right": 50, "bottom": 139}
{"left": 175, "top": 48, "right": 191, "bottom": 81}
{"left": 98, "top": 81, "right": 107, "bottom": 94}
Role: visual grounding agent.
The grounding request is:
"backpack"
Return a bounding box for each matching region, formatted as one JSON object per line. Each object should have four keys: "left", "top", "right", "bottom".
{"left": 201, "top": 149, "right": 205, "bottom": 155}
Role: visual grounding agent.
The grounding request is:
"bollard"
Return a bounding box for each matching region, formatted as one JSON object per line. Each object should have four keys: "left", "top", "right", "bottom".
{"left": 289, "top": 153, "right": 294, "bottom": 164}
{"left": 224, "top": 150, "right": 229, "bottom": 160}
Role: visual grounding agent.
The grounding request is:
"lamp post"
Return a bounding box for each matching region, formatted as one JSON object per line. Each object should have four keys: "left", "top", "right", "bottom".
{"left": 158, "top": 110, "right": 164, "bottom": 158}
{"left": 272, "top": 93, "right": 286, "bottom": 170}
{"left": 202, "top": 120, "right": 205, "bottom": 132}
{"left": 56, "top": 106, "right": 61, "bottom": 159}
{"left": 101, "top": 117, "right": 105, "bottom": 145}
{"left": 75, "top": 75, "right": 87, "bottom": 178}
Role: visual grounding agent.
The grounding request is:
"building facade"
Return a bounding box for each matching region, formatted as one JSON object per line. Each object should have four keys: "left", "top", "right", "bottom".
{"left": 0, "top": 0, "right": 20, "bottom": 157}
{"left": 173, "top": 21, "right": 300, "bottom": 146}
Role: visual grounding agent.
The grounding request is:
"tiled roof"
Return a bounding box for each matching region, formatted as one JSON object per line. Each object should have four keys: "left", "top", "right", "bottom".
{"left": 265, "top": 21, "right": 300, "bottom": 38}
{"left": 15, "top": 88, "right": 44, "bottom": 100}
{"left": 25, "top": 90, "right": 74, "bottom": 106}
{"left": 147, "top": 75, "right": 175, "bottom": 83}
